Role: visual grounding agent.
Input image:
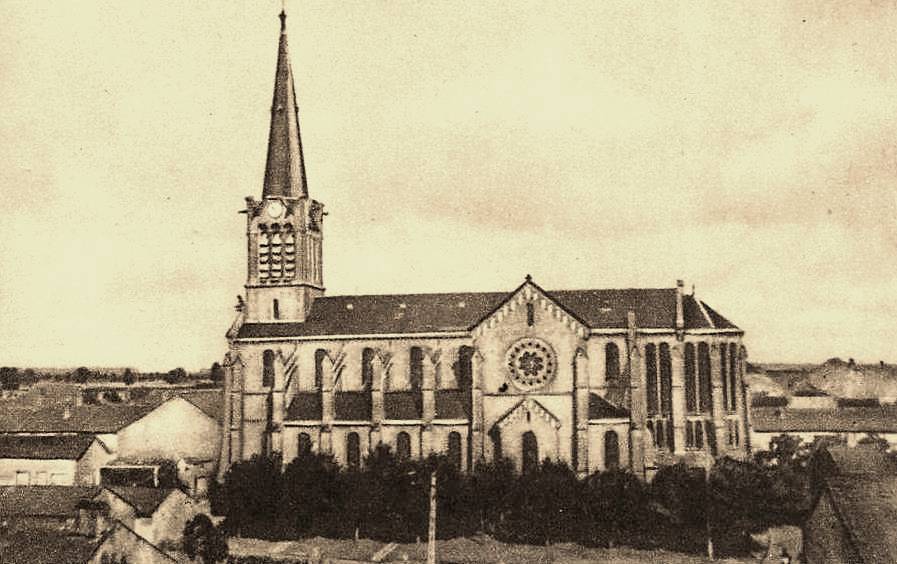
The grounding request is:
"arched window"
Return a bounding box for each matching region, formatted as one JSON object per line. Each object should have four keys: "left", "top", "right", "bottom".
{"left": 262, "top": 349, "right": 275, "bottom": 388}
{"left": 684, "top": 343, "right": 697, "bottom": 413}
{"left": 522, "top": 431, "right": 539, "bottom": 474}
{"left": 273, "top": 299, "right": 280, "bottom": 320}
{"left": 526, "top": 302, "right": 535, "bottom": 326}
{"left": 298, "top": 433, "right": 312, "bottom": 457}
{"left": 361, "top": 348, "right": 375, "bottom": 390}
{"left": 491, "top": 431, "right": 503, "bottom": 462}
{"left": 396, "top": 431, "right": 411, "bottom": 462}
{"left": 659, "top": 343, "right": 673, "bottom": 416}
{"left": 728, "top": 343, "right": 738, "bottom": 412}
{"left": 448, "top": 432, "right": 462, "bottom": 470}
{"left": 346, "top": 432, "right": 360, "bottom": 471}
{"left": 645, "top": 344, "right": 658, "bottom": 415}
{"left": 605, "top": 343, "right": 620, "bottom": 382}
{"left": 604, "top": 430, "right": 619, "bottom": 469}
{"left": 698, "top": 342, "right": 712, "bottom": 413}
{"left": 409, "top": 347, "right": 424, "bottom": 390}
{"left": 455, "top": 346, "right": 474, "bottom": 389}
{"left": 314, "top": 349, "right": 327, "bottom": 390}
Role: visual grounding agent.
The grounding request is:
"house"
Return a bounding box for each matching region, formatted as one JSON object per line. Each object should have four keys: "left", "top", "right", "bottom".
{"left": 0, "top": 521, "right": 178, "bottom": 564}
{"left": 0, "top": 434, "right": 113, "bottom": 486}
{"left": 803, "top": 447, "right": 897, "bottom": 563}
{"left": 95, "top": 485, "right": 203, "bottom": 545}
{"left": 0, "top": 395, "right": 221, "bottom": 488}
{"left": 0, "top": 485, "right": 99, "bottom": 533}
{"left": 220, "top": 10, "right": 750, "bottom": 480}
{"left": 749, "top": 405, "right": 897, "bottom": 452}
{"left": 0, "top": 486, "right": 179, "bottom": 563}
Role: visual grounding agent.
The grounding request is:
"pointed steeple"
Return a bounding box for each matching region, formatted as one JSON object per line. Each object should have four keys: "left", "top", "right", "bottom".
{"left": 262, "top": 10, "right": 308, "bottom": 199}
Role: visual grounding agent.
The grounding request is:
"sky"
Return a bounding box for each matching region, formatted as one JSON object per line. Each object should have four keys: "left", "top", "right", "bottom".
{"left": 0, "top": 1, "right": 895, "bottom": 371}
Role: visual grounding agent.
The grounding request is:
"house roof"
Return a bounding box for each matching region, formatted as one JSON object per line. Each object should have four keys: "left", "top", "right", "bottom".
{"left": 0, "top": 530, "right": 100, "bottom": 564}
{"left": 750, "top": 406, "right": 897, "bottom": 433}
{"left": 0, "top": 434, "right": 100, "bottom": 460}
{"left": 818, "top": 446, "right": 897, "bottom": 477}
{"left": 589, "top": 394, "right": 631, "bottom": 420}
{"left": 0, "top": 486, "right": 100, "bottom": 517}
{"left": 235, "top": 286, "right": 739, "bottom": 339}
{"left": 102, "top": 486, "right": 175, "bottom": 518}
{"left": 823, "top": 476, "right": 897, "bottom": 563}
{"left": 0, "top": 393, "right": 221, "bottom": 434}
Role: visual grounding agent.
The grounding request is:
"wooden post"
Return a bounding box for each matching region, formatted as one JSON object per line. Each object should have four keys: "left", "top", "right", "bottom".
{"left": 427, "top": 471, "right": 437, "bottom": 564}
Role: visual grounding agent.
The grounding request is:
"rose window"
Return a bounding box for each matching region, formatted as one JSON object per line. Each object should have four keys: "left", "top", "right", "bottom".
{"left": 506, "top": 339, "right": 556, "bottom": 390}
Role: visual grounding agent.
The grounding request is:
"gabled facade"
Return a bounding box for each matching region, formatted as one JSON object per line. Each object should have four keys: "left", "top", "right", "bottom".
{"left": 220, "top": 12, "right": 749, "bottom": 480}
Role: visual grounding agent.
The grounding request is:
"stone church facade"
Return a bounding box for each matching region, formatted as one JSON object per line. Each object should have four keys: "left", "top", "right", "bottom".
{"left": 220, "top": 12, "right": 749, "bottom": 480}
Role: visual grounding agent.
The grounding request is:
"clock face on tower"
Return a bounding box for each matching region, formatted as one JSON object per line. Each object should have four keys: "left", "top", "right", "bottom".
{"left": 267, "top": 201, "right": 285, "bottom": 219}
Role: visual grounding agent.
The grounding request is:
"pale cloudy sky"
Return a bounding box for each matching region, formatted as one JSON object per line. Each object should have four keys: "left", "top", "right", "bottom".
{"left": 1, "top": 1, "right": 895, "bottom": 371}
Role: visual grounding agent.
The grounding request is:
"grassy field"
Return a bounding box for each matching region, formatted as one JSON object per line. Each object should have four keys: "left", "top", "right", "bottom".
{"left": 229, "top": 532, "right": 796, "bottom": 563}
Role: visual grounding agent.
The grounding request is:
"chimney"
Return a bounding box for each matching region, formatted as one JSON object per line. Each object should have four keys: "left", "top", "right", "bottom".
{"left": 675, "top": 279, "right": 685, "bottom": 339}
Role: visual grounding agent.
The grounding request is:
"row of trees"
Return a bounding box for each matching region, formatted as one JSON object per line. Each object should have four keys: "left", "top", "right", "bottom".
{"left": 213, "top": 435, "right": 832, "bottom": 556}
{"left": 0, "top": 363, "right": 226, "bottom": 389}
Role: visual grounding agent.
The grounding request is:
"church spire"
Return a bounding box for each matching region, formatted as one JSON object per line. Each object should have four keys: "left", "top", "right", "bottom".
{"left": 262, "top": 9, "right": 308, "bottom": 199}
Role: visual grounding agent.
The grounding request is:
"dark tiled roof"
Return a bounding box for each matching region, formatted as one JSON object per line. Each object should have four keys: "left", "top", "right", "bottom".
{"left": 335, "top": 392, "right": 372, "bottom": 420}
{"left": 384, "top": 391, "right": 421, "bottom": 420}
{"left": 103, "top": 486, "right": 175, "bottom": 518}
{"left": 0, "top": 434, "right": 99, "bottom": 460}
{"left": 588, "top": 394, "right": 630, "bottom": 420}
{"left": 1, "top": 530, "right": 100, "bottom": 564}
{"left": 824, "top": 476, "right": 897, "bottom": 563}
{"left": 818, "top": 446, "right": 897, "bottom": 476}
{"left": 175, "top": 389, "right": 223, "bottom": 421}
{"left": 0, "top": 404, "right": 158, "bottom": 434}
{"left": 0, "top": 486, "right": 100, "bottom": 517}
{"left": 435, "top": 390, "right": 470, "bottom": 419}
{"left": 286, "top": 392, "right": 322, "bottom": 420}
{"left": 0, "top": 394, "right": 220, "bottom": 434}
{"left": 236, "top": 287, "right": 739, "bottom": 339}
{"left": 700, "top": 302, "right": 738, "bottom": 329}
{"left": 751, "top": 406, "right": 897, "bottom": 433}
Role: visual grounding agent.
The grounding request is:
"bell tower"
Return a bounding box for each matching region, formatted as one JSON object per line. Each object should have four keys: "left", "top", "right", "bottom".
{"left": 243, "top": 10, "right": 324, "bottom": 323}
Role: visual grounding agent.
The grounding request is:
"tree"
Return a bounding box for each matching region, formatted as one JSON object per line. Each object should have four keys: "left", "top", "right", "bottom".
{"left": 219, "top": 454, "right": 282, "bottom": 538}
{"left": 583, "top": 468, "right": 649, "bottom": 546}
{"left": 0, "top": 367, "right": 20, "bottom": 390}
{"left": 73, "top": 366, "right": 92, "bottom": 384}
{"left": 164, "top": 367, "right": 187, "bottom": 385}
{"left": 122, "top": 368, "right": 135, "bottom": 386}
{"left": 280, "top": 451, "right": 342, "bottom": 537}
{"left": 470, "top": 457, "right": 516, "bottom": 535}
{"left": 707, "top": 457, "right": 773, "bottom": 555}
{"left": 183, "top": 514, "right": 228, "bottom": 564}
{"left": 210, "top": 362, "right": 225, "bottom": 384}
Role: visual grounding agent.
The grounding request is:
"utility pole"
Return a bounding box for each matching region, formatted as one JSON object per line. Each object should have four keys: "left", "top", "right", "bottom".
{"left": 427, "top": 470, "right": 437, "bottom": 564}
{"left": 705, "top": 456, "right": 714, "bottom": 560}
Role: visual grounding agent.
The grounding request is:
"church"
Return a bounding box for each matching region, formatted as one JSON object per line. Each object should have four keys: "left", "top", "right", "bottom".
{"left": 219, "top": 12, "right": 749, "bottom": 480}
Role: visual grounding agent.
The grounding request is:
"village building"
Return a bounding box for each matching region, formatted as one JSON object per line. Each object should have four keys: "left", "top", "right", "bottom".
{"left": 219, "top": 11, "right": 750, "bottom": 479}
{"left": 803, "top": 445, "right": 897, "bottom": 563}
{"left": 749, "top": 404, "right": 897, "bottom": 453}
{"left": 0, "top": 395, "right": 220, "bottom": 489}
{"left": 0, "top": 434, "right": 113, "bottom": 486}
